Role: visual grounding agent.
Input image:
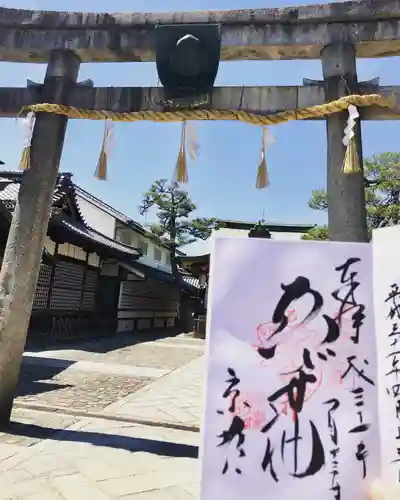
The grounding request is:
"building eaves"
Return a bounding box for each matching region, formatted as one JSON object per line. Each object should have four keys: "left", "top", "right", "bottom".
{"left": 183, "top": 275, "right": 201, "bottom": 289}
{"left": 179, "top": 254, "right": 210, "bottom": 264}
{"left": 74, "top": 185, "right": 145, "bottom": 234}
{"left": 219, "top": 219, "right": 315, "bottom": 232}
{"left": 74, "top": 184, "right": 173, "bottom": 252}
{"left": 0, "top": 171, "right": 176, "bottom": 254}
{"left": 0, "top": 172, "right": 141, "bottom": 260}
{"left": 59, "top": 219, "right": 142, "bottom": 258}
{"left": 128, "top": 259, "right": 198, "bottom": 291}
{"left": 0, "top": 174, "right": 66, "bottom": 209}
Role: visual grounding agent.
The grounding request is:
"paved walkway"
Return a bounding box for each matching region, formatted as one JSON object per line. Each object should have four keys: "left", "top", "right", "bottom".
{"left": 16, "top": 334, "right": 204, "bottom": 420}
{"left": 105, "top": 356, "right": 204, "bottom": 430}
{"left": 25, "top": 333, "right": 204, "bottom": 371}
{"left": 0, "top": 333, "right": 206, "bottom": 498}
{"left": 23, "top": 356, "right": 169, "bottom": 379}
{"left": 0, "top": 409, "right": 200, "bottom": 499}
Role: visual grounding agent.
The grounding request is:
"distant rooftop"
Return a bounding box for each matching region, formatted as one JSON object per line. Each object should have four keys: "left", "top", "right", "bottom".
{"left": 219, "top": 219, "right": 314, "bottom": 232}
{"left": 182, "top": 219, "right": 315, "bottom": 256}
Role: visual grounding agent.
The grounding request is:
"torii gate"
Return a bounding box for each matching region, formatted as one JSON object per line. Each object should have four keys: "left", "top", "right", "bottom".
{"left": 0, "top": 0, "right": 399, "bottom": 423}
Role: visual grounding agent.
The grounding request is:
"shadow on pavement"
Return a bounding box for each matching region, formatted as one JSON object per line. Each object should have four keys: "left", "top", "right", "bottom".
{"left": 22, "top": 357, "right": 76, "bottom": 371}
{"left": 0, "top": 421, "right": 199, "bottom": 459}
{"left": 25, "top": 329, "right": 181, "bottom": 355}
{"left": 17, "top": 363, "right": 72, "bottom": 398}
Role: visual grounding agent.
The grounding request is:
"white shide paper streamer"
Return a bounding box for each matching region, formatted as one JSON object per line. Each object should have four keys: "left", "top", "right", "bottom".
{"left": 342, "top": 104, "right": 359, "bottom": 147}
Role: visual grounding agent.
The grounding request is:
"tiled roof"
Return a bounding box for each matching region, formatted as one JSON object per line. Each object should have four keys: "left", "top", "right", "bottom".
{"left": 219, "top": 219, "right": 314, "bottom": 232}
{"left": 74, "top": 185, "right": 145, "bottom": 233}
{"left": 127, "top": 259, "right": 199, "bottom": 290}
{"left": 0, "top": 172, "right": 187, "bottom": 277}
{"left": 73, "top": 185, "right": 172, "bottom": 251}
{"left": 128, "top": 259, "right": 176, "bottom": 285}
{"left": 0, "top": 177, "right": 66, "bottom": 210}
{"left": 0, "top": 173, "right": 140, "bottom": 260}
{"left": 179, "top": 254, "right": 210, "bottom": 263}
{"left": 0, "top": 181, "right": 19, "bottom": 203}
{"left": 183, "top": 275, "right": 201, "bottom": 289}
{"left": 60, "top": 220, "right": 141, "bottom": 257}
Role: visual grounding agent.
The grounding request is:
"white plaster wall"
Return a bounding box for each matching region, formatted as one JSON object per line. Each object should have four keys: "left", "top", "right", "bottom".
{"left": 76, "top": 196, "right": 116, "bottom": 239}
{"left": 138, "top": 252, "right": 172, "bottom": 272}
{"left": 77, "top": 196, "right": 173, "bottom": 273}
{"left": 115, "top": 229, "right": 172, "bottom": 272}
{"left": 134, "top": 234, "right": 172, "bottom": 272}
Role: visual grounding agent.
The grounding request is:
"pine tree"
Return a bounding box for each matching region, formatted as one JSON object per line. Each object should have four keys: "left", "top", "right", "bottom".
{"left": 302, "top": 152, "right": 400, "bottom": 240}
{"left": 139, "top": 179, "right": 219, "bottom": 278}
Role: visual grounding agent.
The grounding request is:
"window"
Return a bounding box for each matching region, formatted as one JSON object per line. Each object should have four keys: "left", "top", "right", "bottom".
{"left": 138, "top": 240, "right": 148, "bottom": 256}
{"left": 118, "top": 230, "right": 131, "bottom": 246}
{"left": 154, "top": 247, "right": 162, "bottom": 262}
{"left": 164, "top": 252, "right": 171, "bottom": 266}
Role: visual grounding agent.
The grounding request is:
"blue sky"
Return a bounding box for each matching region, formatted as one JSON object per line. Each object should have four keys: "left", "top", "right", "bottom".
{"left": 1, "top": 0, "right": 399, "bottom": 230}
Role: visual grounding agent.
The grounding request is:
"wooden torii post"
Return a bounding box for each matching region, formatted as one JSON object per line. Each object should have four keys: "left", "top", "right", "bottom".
{"left": 0, "top": 1, "right": 399, "bottom": 422}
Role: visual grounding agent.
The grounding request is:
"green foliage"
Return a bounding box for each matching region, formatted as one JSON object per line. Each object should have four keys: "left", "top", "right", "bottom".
{"left": 308, "top": 189, "right": 328, "bottom": 212}
{"left": 139, "top": 178, "right": 219, "bottom": 251}
{"left": 363, "top": 153, "right": 400, "bottom": 227}
{"left": 303, "top": 152, "right": 400, "bottom": 240}
{"left": 301, "top": 225, "right": 328, "bottom": 241}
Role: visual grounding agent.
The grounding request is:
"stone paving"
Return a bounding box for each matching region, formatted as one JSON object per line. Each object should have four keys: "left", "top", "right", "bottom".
{"left": 0, "top": 409, "right": 200, "bottom": 499}
{"left": 25, "top": 333, "right": 204, "bottom": 371}
{"left": 105, "top": 356, "right": 204, "bottom": 430}
{"left": 16, "top": 333, "right": 204, "bottom": 417}
{"left": 0, "top": 332, "right": 205, "bottom": 498}
{"left": 0, "top": 408, "right": 79, "bottom": 450}
{"left": 17, "top": 364, "right": 150, "bottom": 412}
